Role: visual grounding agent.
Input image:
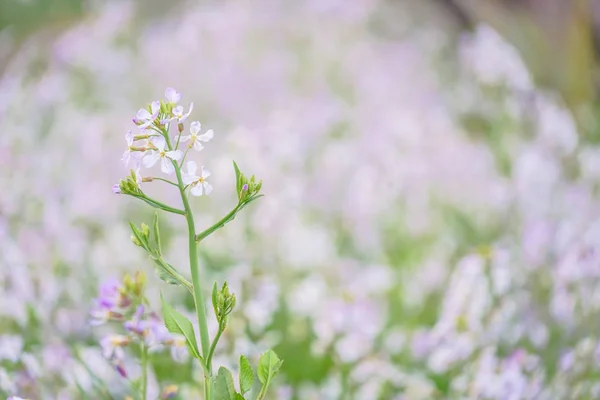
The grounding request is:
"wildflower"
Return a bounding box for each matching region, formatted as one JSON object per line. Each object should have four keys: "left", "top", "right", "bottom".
{"left": 182, "top": 161, "right": 212, "bottom": 196}
{"left": 134, "top": 101, "right": 160, "bottom": 128}
{"left": 112, "top": 184, "right": 121, "bottom": 194}
{"left": 100, "top": 334, "right": 130, "bottom": 362}
{"left": 165, "top": 87, "right": 182, "bottom": 104}
{"left": 143, "top": 136, "right": 182, "bottom": 175}
{"left": 124, "top": 305, "right": 148, "bottom": 336}
{"left": 145, "top": 316, "right": 174, "bottom": 350}
{"left": 180, "top": 121, "right": 213, "bottom": 151}
{"left": 89, "top": 278, "right": 130, "bottom": 325}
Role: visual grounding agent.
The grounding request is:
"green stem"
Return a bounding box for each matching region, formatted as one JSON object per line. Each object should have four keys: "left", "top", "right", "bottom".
{"left": 151, "top": 177, "right": 179, "bottom": 187}
{"left": 140, "top": 344, "right": 148, "bottom": 400}
{"left": 173, "top": 160, "right": 213, "bottom": 399}
{"left": 195, "top": 203, "right": 242, "bottom": 243}
{"left": 136, "top": 195, "right": 186, "bottom": 215}
{"left": 206, "top": 323, "right": 225, "bottom": 368}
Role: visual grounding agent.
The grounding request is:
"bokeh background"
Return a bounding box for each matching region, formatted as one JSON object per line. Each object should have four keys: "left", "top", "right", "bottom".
{"left": 2, "top": 0, "right": 600, "bottom": 399}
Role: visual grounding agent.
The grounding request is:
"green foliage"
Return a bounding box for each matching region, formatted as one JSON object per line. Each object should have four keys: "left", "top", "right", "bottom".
{"left": 239, "top": 355, "right": 254, "bottom": 395}
{"left": 160, "top": 293, "right": 202, "bottom": 360}
{"left": 257, "top": 350, "right": 283, "bottom": 397}
{"left": 214, "top": 367, "right": 237, "bottom": 400}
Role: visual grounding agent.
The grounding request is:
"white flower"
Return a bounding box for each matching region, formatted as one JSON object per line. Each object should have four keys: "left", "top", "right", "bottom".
{"left": 100, "top": 335, "right": 129, "bottom": 362}
{"left": 180, "top": 121, "right": 213, "bottom": 151}
{"left": 182, "top": 161, "right": 212, "bottom": 196}
{"left": 134, "top": 101, "right": 160, "bottom": 128}
{"left": 165, "top": 87, "right": 182, "bottom": 104}
{"left": 143, "top": 136, "right": 182, "bottom": 175}
{"left": 172, "top": 103, "right": 194, "bottom": 123}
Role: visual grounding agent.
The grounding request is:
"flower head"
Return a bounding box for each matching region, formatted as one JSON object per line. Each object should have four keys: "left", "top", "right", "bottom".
{"left": 180, "top": 121, "right": 213, "bottom": 151}
{"left": 182, "top": 161, "right": 212, "bottom": 196}
{"left": 165, "top": 87, "right": 182, "bottom": 104}
{"left": 121, "top": 130, "right": 145, "bottom": 167}
{"left": 134, "top": 101, "right": 160, "bottom": 128}
{"left": 100, "top": 334, "right": 130, "bottom": 362}
{"left": 143, "top": 136, "right": 182, "bottom": 175}
{"left": 124, "top": 305, "right": 148, "bottom": 336}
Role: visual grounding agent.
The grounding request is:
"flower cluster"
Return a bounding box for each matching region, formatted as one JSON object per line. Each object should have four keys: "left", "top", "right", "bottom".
{"left": 116, "top": 87, "right": 214, "bottom": 196}
{"left": 89, "top": 273, "right": 187, "bottom": 379}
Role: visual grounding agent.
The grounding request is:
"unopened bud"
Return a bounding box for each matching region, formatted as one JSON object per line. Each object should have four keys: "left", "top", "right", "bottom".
{"left": 141, "top": 223, "right": 150, "bottom": 238}
{"left": 131, "top": 235, "right": 142, "bottom": 247}
{"left": 255, "top": 181, "right": 262, "bottom": 193}
{"left": 123, "top": 273, "right": 135, "bottom": 292}
{"left": 134, "top": 271, "right": 147, "bottom": 296}
{"left": 142, "top": 177, "right": 153, "bottom": 183}
{"left": 178, "top": 123, "right": 184, "bottom": 133}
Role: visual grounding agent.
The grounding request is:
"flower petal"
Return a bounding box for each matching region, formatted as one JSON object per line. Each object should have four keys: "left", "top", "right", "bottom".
{"left": 190, "top": 121, "right": 201, "bottom": 135}
{"left": 166, "top": 150, "right": 182, "bottom": 161}
{"left": 150, "top": 136, "right": 166, "bottom": 151}
{"left": 165, "top": 87, "right": 182, "bottom": 104}
{"left": 193, "top": 141, "right": 204, "bottom": 151}
{"left": 190, "top": 184, "right": 204, "bottom": 196}
{"left": 161, "top": 157, "right": 175, "bottom": 175}
{"left": 202, "top": 182, "right": 213, "bottom": 195}
{"left": 179, "top": 135, "right": 191, "bottom": 143}
{"left": 197, "top": 129, "right": 214, "bottom": 142}
{"left": 186, "top": 161, "right": 198, "bottom": 176}
{"left": 125, "top": 130, "right": 134, "bottom": 145}
{"left": 182, "top": 174, "right": 198, "bottom": 185}
{"left": 201, "top": 166, "right": 211, "bottom": 179}
{"left": 143, "top": 152, "right": 160, "bottom": 168}
{"left": 151, "top": 101, "right": 161, "bottom": 115}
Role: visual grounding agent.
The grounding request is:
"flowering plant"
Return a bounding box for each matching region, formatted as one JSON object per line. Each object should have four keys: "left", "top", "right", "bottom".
{"left": 101, "top": 87, "right": 281, "bottom": 399}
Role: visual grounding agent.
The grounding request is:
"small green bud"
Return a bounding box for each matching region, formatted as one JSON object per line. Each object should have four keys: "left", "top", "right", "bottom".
{"left": 250, "top": 175, "right": 255, "bottom": 183}
{"left": 178, "top": 123, "right": 184, "bottom": 133}
{"left": 140, "top": 223, "right": 150, "bottom": 238}
{"left": 255, "top": 181, "right": 262, "bottom": 193}
{"left": 131, "top": 235, "right": 142, "bottom": 247}
{"left": 123, "top": 273, "right": 135, "bottom": 292}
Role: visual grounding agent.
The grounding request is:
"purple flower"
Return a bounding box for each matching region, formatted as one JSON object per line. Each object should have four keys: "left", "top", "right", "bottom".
{"left": 111, "top": 184, "right": 121, "bottom": 194}
{"left": 165, "top": 87, "right": 182, "bottom": 104}
{"left": 124, "top": 305, "right": 148, "bottom": 336}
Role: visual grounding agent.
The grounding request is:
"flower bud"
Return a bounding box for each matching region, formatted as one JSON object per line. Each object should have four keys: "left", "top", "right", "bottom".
{"left": 178, "top": 123, "right": 184, "bottom": 133}
{"left": 141, "top": 223, "right": 150, "bottom": 238}
{"left": 123, "top": 273, "right": 135, "bottom": 293}
{"left": 134, "top": 271, "right": 147, "bottom": 296}
{"left": 142, "top": 177, "right": 153, "bottom": 183}
{"left": 131, "top": 235, "right": 142, "bottom": 247}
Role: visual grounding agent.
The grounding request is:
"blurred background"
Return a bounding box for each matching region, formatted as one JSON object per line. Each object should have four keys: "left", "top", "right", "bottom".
{"left": 2, "top": 0, "right": 600, "bottom": 398}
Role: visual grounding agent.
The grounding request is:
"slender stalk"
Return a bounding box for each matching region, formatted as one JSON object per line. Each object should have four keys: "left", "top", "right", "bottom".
{"left": 172, "top": 161, "right": 213, "bottom": 399}
{"left": 206, "top": 323, "right": 225, "bottom": 367}
{"left": 136, "top": 195, "right": 186, "bottom": 215}
{"left": 150, "top": 177, "right": 179, "bottom": 187}
{"left": 195, "top": 204, "right": 242, "bottom": 243}
{"left": 140, "top": 344, "right": 148, "bottom": 400}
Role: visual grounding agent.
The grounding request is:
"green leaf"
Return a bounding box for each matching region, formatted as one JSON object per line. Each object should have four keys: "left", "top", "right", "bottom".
{"left": 239, "top": 355, "right": 254, "bottom": 395}
{"left": 153, "top": 213, "right": 162, "bottom": 255}
{"left": 258, "top": 350, "right": 283, "bottom": 386}
{"left": 214, "top": 367, "right": 238, "bottom": 400}
{"left": 160, "top": 293, "right": 202, "bottom": 360}
{"left": 235, "top": 394, "right": 245, "bottom": 400}
{"left": 212, "top": 281, "right": 219, "bottom": 316}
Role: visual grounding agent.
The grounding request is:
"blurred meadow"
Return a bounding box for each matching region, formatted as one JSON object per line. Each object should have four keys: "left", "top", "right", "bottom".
{"left": 3, "top": 0, "right": 600, "bottom": 398}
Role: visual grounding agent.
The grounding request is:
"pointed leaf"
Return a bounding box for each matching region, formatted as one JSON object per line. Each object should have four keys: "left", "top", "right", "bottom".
{"left": 153, "top": 213, "right": 162, "bottom": 255}
{"left": 214, "top": 367, "right": 238, "bottom": 400}
{"left": 160, "top": 293, "right": 201, "bottom": 360}
{"left": 239, "top": 355, "right": 254, "bottom": 395}
{"left": 233, "top": 161, "right": 242, "bottom": 195}
{"left": 258, "top": 350, "right": 282, "bottom": 386}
